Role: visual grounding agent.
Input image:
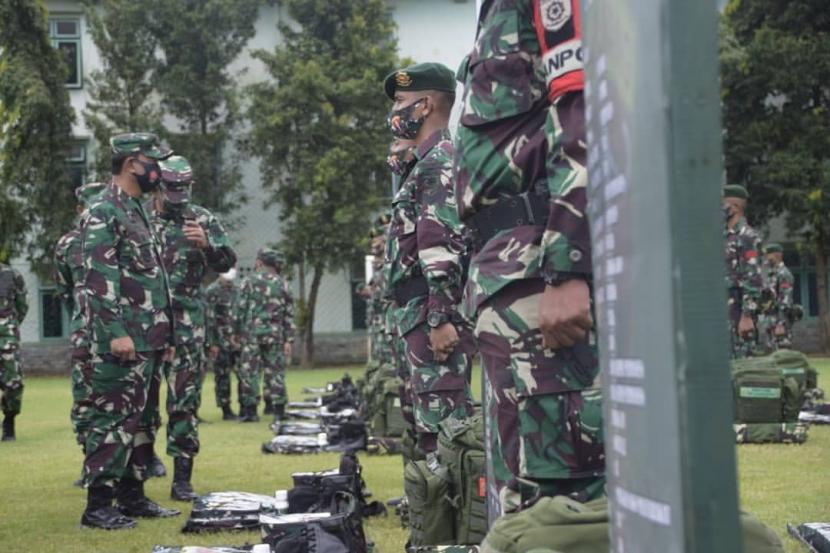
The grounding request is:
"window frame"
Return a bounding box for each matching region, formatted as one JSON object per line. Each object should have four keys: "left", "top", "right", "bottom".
{"left": 49, "top": 16, "right": 83, "bottom": 89}
{"left": 38, "top": 287, "right": 70, "bottom": 341}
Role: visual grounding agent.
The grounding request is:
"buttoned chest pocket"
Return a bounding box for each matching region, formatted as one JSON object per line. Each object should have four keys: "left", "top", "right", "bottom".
{"left": 183, "top": 249, "right": 205, "bottom": 286}
{"left": 121, "top": 224, "right": 158, "bottom": 274}
{"left": 391, "top": 192, "right": 419, "bottom": 239}
{"left": 460, "top": 4, "right": 542, "bottom": 126}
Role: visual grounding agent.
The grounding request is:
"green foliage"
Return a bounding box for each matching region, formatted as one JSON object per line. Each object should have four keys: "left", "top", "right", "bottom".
{"left": 147, "top": 0, "right": 262, "bottom": 216}
{"left": 82, "top": 0, "right": 164, "bottom": 181}
{"left": 0, "top": 0, "right": 76, "bottom": 270}
{"left": 246, "top": 0, "right": 399, "bottom": 362}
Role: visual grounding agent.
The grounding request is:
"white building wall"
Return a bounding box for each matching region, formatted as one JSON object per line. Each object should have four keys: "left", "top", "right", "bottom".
{"left": 19, "top": 0, "right": 476, "bottom": 342}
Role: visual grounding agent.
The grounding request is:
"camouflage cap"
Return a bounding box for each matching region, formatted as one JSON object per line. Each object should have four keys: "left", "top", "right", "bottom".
{"left": 764, "top": 243, "right": 783, "bottom": 254}
{"left": 110, "top": 132, "right": 172, "bottom": 160}
{"left": 257, "top": 247, "right": 285, "bottom": 268}
{"left": 74, "top": 181, "right": 106, "bottom": 206}
{"left": 384, "top": 62, "right": 456, "bottom": 99}
{"left": 723, "top": 184, "right": 749, "bottom": 200}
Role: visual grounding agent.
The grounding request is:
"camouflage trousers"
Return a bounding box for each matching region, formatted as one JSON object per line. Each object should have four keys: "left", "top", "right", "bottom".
{"left": 238, "top": 341, "right": 285, "bottom": 408}
{"left": 728, "top": 301, "right": 758, "bottom": 359}
{"left": 69, "top": 342, "right": 93, "bottom": 445}
{"left": 403, "top": 321, "right": 475, "bottom": 452}
{"left": 213, "top": 348, "right": 240, "bottom": 408}
{"left": 0, "top": 346, "right": 23, "bottom": 416}
{"left": 82, "top": 350, "right": 163, "bottom": 488}
{"left": 474, "top": 279, "right": 605, "bottom": 514}
{"left": 758, "top": 314, "right": 792, "bottom": 353}
{"left": 162, "top": 342, "right": 203, "bottom": 458}
{"left": 262, "top": 346, "right": 287, "bottom": 407}
{"left": 393, "top": 332, "right": 416, "bottom": 429}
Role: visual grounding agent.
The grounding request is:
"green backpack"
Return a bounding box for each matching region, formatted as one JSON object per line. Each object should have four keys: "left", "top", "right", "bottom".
{"left": 405, "top": 458, "right": 456, "bottom": 546}
{"left": 734, "top": 422, "right": 808, "bottom": 444}
{"left": 732, "top": 361, "right": 801, "bottom": 423}
{"left": 438, "top": 414, "right": 488, "bottom": 545}
{"left": 382, "top": 377, "right": 408, "bottom": 437}
{"left": 480, "top": 496, "right": 784, "bottom": 553}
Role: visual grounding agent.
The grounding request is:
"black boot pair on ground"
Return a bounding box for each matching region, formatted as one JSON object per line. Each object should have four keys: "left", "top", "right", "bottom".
{"left": 2, "top": 414, "right": 15, "bottom": 441}
{"left": 238, "top": 405, "right": 260, "bottom": 423}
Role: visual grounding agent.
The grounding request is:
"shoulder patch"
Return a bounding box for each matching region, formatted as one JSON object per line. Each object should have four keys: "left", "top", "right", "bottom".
{"left": 540, "top": 0, "right": 572, "bottom": 31}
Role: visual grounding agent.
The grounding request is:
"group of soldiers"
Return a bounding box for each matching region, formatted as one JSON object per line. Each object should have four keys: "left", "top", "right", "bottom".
{"left": 29, "top": 133, "right": 295, "bottom": 530}
{"left": 723, "top": 184, "right": 799, "bottom": 359}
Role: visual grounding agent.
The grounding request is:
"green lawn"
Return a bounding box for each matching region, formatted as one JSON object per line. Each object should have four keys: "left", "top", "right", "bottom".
{"left": 0, "top": 362, "right": 827, "bottom": 552}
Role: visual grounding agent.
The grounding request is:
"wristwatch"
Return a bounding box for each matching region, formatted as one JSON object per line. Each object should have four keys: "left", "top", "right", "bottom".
{"left": 543, "top": 270, "right": 587, "bottom": 287}
{"left": 427, "top": 311, "right": 450, "bottom": 328}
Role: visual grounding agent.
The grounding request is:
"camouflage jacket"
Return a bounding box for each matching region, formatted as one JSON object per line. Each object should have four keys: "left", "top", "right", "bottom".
{"left": 764, "top": 261, "right": 794, "bottom": 323}
{"left": 81, "top": 182, "right": 173, "bottom": 353}
{"left": 237, "top": 271, "right": 295, "bottom": 345}
{"left": 0, "top": 263, "right": 28, "bottom": 349}
{"left": 384, "top": 129, "right": 467, "bottom": 335}
{"left": 724, "top": 217, "right": 763, "bottom": 316}
{"left": 150, "top": 203, "right": 236, "bottom": 347}
{"left": 54, "top": 227, "right": 83, "bottom": 316}
{"left": 454, "top": 0, "right": 590, "bottom": 314}
{"left": 205, "top": 279, "right": 240, "bottom": 350}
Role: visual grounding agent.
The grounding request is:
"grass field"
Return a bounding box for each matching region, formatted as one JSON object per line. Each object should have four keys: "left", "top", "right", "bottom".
{"left": 0, "top": 362, "right": 827, "bottom": 553}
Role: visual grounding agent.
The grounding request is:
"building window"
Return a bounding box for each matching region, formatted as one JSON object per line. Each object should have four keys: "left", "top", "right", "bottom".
{"left": 67, "top": 142, "right": 87, "bottom": 189}
{"left": 40, "top": 289, "right": 67, "bottom": 339}
{"left": 50, "top": 18, "right": 82, "bottom": 88}
{"left": 350, "top": 257, "right": 368, "bottom": 331}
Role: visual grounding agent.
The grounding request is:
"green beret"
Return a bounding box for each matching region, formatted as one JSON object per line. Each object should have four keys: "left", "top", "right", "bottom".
{"left": 110, "top": 132, "right": 172, "bottom": 160}
{"left": 723, "top": 184, "right": 749, "bottom": 200}
{"left": 384, "top": 62, "right": 456, "bottom": 100}
{"left": 74, "top": 182, "right": 106, "bottom": 206}
{"left": 257, "top": 248, "right": 285, "bottom": 268}
{"left": 764, "top": 243, "right": 783, "bottom": 254}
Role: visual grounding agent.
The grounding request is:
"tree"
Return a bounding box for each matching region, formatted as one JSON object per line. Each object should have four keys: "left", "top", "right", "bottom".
{"left": 0, "top": 0, "right": 75, "bottom": 270}
{"left": 147, "top": 0, "right": 261, "bottom": 216}
{"left": 246, "top": 0, "right": 399, "bottom": 366}
{"left": 82, "top": 0, "right": 164, "bottom": 181}
{"left": 720, "top": 1, "right": 830, "bottom": 350}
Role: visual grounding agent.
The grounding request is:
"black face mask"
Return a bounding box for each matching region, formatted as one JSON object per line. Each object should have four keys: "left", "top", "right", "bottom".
{"left": 723, "top": 205, "right": 733, "bottom": 223}
{"left": 133, "top": 159, "right": 161, "bottom": 193}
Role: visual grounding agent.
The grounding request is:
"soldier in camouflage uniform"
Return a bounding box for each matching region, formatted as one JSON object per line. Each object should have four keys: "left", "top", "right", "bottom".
{"left": 0, "top": 261, "right": 27, "bottom": 442}
{"left": 723, "top": 184, "right": 763, "bottom": 359}
{"left": 79, "top": 132, "right": 180, "bottom": 529}
{"left": 150, "top": 155, "right": 237, "bottom": 501}
{"left": 760, "top": 243, "right": 795, "bottom": 351}
{"left": 236, "top": 248, "right": 295, "bottom": 422}
{"left": 205, "top": 268, "right": 242, "bottom": 420}
{"left": 454, "top": 0, "right": 606, "bottom": 516}
{"left": 383, "top": 63, "right": 476, "bottom": 456}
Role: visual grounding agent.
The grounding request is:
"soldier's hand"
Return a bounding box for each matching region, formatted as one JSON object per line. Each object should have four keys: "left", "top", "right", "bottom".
{"left": 111, "top": 336, "right": 136, "bottom": 361}
{"left": 429, "top": 322, "right": 459, "bottom": 362}
{"left": 540, "top": 280, "right": 593, "bottom": 350}
{"left": 284, "top": 342, "right": 293, "bottom": 359}
{"left": 774, "top": 323, "right": 786, "bottom": 337}
{"left": 209, "top": 345, "right": 220, "bottom": 360}
{"left": 230, "top": 336, "right": 241, "bottom": 350}
{"left": 738, "top": 314, "right": 755, "bottom": 337}
{"left": 183, "top": 221, "right": 208, "bottom": 249}
{"left": 163, "top": 346, "right": 176, "bottom": 362}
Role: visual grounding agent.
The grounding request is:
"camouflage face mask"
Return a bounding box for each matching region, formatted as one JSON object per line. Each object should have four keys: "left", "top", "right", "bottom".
{"left": 386, "top": 146, "right": 416, "bottom": 176}
{"left": 387, "top": 98, "right": 426, "bottom": 139}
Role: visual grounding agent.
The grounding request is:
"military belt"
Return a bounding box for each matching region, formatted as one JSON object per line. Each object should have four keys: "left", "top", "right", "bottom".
{"left": 393, "top": 275, "right": 429, "bottom": 307}
{"left": 466, "top": 188, "right": 550, "bottom": 252}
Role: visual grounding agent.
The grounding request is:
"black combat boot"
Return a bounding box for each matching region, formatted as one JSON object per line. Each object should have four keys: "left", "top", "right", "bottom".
{"left": 171, "top": 457, "right": 198, "bottom": 501}
{"left": 116, "top": 478, "right": 180, "bottom": 518}
{"left": 221, "top": 405, "right": 238, "bottom": 420}
{"left": 149, "top": 454, "right": 167, "bottom": 478}
{"left": 263, "top": 399, "right": 274, "bottom": 415}
{"left": 239, "top": 405, "right": 259, "bottom": 423}
{"left": 272, "top": 403, "right": 286, "bottom": 423}
{"left": 2, "top": 414, "right": 15, "bottom": 441}
{"left": 81, "top": 486, "right": 137, "bottom": 530}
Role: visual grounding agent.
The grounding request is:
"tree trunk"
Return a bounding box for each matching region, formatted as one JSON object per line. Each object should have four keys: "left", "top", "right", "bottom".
{"left": 301, "top": 264, "right": 323, "bottom": 368}
{"left": 815, "top": 235, "right": 830, "bottom": 353}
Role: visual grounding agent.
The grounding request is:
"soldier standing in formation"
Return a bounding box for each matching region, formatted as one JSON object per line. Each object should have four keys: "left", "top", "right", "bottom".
{"left": 454, "top": 0, "right": 605, "bottom": 513}
{"left": 723, "top": 184, "right": 763, "bottom": 359}
{"left": 236, "top": 248, "right": 295, "bottom": 423}
{"left": 383, "top": 63, "right": 476, "bottom": 457}
{"left": 761, "top": 243, "right": 795, "bottom": 351}
{"left": 0, "top": 260, "right": 27, "bottom": 442}
{"left": 206, "top": 268, "right": 242, "bottom": 420}
{"left": 79, "top": 133, "right": 179, "bottom": 529}
{"left": 150, "top": 155, "right": 237, "bottom": 501}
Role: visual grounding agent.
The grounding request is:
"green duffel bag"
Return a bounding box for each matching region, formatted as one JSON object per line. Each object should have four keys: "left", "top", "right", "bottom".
{"left": 383, "top": 377, "right": 407, "bottom": 437}
{"left": 438, "top": 414, "right": 488, "bottom": 545}
{"left": 480, "top": 496, "right": 784, "bottom": 553}
{"left": 770, "top": 349, "right": 811, "bottom": 392}
{"left": 405, "top": 459, "right": 456, "bottom": 546}
{"left": 734, "top": 422, "right": 808, "bottom": 444}
{"left": 732, "top": 364, "right": 801, "bottom": 423}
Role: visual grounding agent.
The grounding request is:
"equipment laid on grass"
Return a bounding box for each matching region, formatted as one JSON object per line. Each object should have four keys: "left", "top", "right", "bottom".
{"left": 262, "top": 419, "right": 367, "bottom": 454}
{"left": 732, "top": 360, "right": 801, "bottom": 423}
{"left": 787, "top": 522, "right": 830, "bottom": 553}
{"left": 404, "top": 455, "right": 456, "bottom": 546}
{"left": 152, "top": 547, "right": 266, "bottom": 553}
{"left": 800, "top": 401, "right": 830, "bottom": 425}
{"left": 733, "top": 422, "right": 808, "bottom": 444}
{"left": 182, "top": 492, "right": 281, "bottom": 533}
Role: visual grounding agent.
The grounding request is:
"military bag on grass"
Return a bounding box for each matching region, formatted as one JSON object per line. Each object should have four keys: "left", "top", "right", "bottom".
{"left": 734, "top": 422, "right": 808, "bottom": 444}
{"left": 405, "top": 457, "right": 456, "bottom": 546}
{"left": 479, "top": 495, "right": 784, "bottom": 553}
{"left": 732, "top": 360, "right": 800, "bottom": 423}
{"left": 370, "top": 373, "right": 406, "bottom": 438}
{"left": 438, "top": 414, "right": 487, "bottom": 545}
{"left": 769, "top": 349, "right": 814, "bottom": 394}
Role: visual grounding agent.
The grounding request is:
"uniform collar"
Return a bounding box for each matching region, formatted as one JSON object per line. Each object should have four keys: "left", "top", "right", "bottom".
{"left": 415, "top": 128, "right": 450, "bottom": 161}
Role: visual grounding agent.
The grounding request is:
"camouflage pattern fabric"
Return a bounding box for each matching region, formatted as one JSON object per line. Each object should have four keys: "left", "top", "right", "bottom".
{"left": 760, "top": 261, "right": 795, "bottom": 352}
{"left": 0, "top": 263, "right": 27, "bottom": 416}
{"left": 150, "top": 202, "right": 236, "bottom": 458}
{"left": 734, "top": 422, "right": 808, "bottom": 444}
{"left": 236, "top": 270, "right": 294, "bottom": 407}
{"left": 205, "top": 279, "right": 241, "bottom": 408}
{"left": 724, "top": 217, "right": 763, "bottom": 359}
{"left": 80, "top": 181, "right": 173, "bottom": 487}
